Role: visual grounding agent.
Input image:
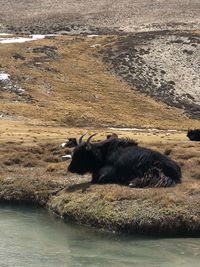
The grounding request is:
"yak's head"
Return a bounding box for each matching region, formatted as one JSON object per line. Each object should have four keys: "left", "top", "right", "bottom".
{"left": 68, "top": 134, "right": 100, "bottom": 175}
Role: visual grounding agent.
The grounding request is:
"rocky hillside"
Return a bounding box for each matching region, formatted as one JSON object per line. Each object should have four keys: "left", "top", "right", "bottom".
{"left": 102, "top": 31, "right": 200, "bottom": 119}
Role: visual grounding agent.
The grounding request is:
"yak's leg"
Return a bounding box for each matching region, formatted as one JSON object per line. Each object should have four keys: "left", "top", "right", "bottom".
{"left": 91, "top": 167, "right": 116, "bottom": 184}
{"left": 96, "top": 166, "right": 116, "bottom": 184}
{"left": 91, "top": 173, "right": 99, "bottom": 184}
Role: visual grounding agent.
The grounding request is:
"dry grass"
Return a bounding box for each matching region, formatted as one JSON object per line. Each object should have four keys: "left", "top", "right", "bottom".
{"left": 0, "top": 132, "right": 199, "bottom": 235}
{"left": 0, "top": 35, "right": 200, "bottom": 129}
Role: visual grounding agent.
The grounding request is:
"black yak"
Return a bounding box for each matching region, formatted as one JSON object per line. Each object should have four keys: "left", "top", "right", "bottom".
{"left": 68, "top": 134, "right": 181, "bottom": 187}
{"left": 187, "top": 129, "right": 200, "bottom": 141}
{"left": 61, "top": 138, "right": 78, "bottom": 148}
{"left": 61, "top": 136, "right": 83, "bottom": 161}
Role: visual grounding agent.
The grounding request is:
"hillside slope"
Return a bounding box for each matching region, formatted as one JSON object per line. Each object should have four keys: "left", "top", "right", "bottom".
{"left": 0, "top": 34, "right": 199, "bottom": 130}
{"left": 102, "top": 31, "right": 200, "bottom": 119}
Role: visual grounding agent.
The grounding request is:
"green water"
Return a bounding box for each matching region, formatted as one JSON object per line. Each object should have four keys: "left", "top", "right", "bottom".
{"left": 0, "top": 205, "right": 199, "bottom": 267}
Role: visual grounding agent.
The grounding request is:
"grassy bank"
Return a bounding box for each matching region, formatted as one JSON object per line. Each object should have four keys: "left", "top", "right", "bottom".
{"left": 0, "top": 131, "right": 199, "bottom": 236}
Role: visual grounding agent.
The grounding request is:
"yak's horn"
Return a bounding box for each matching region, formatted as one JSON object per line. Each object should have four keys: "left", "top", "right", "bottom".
{"left": 86, "top": 133, "right": 97, "bottom": 143}
{"left": 79, "top": 133, "right": 87, "bottom": 144}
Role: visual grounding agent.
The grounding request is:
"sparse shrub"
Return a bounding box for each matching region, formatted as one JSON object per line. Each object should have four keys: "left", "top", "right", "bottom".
{"left": 23, "top": 162, "right": 36, "bottom": 168}
{"left": 4, "top": 158, "right": 22, "bottom": 166}
{"left": 29, "top": 147, "right": 44, "bottom": 155}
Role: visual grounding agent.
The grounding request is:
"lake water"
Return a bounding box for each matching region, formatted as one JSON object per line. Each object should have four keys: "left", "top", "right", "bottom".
{"left": 0, "top": 205, "right": 199, "bottom": 267}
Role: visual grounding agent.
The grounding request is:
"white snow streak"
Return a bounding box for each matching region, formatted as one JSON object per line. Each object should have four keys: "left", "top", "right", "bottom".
{"left": 0, "top": 73, "right": 10, "bottom": 81}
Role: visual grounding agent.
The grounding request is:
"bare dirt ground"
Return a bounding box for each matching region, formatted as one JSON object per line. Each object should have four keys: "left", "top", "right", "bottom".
{"left": 0, "top": 0, "right": 200, "bottom": 34}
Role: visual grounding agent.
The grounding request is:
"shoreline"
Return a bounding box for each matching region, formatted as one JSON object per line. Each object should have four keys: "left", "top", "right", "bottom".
{"left": 0, "top": 170, "right": 199, "bottom": 237}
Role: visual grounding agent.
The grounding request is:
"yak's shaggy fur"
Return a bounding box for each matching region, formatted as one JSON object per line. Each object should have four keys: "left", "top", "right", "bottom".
{"left": 68, "top": 137, "right": 181, "bottom": 187}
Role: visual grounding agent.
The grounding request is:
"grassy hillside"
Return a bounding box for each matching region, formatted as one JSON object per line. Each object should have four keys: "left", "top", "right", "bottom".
{"left": 0, "top": 34, "right": 199, "bottom": 130}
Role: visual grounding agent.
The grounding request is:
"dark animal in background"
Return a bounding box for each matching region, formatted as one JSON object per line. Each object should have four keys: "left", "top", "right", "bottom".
{"left": 68, "top": 134, "right": 181, "bottom": 187}
{"left": 61, "top": 138, "right": 78, "bottom": 148}
{"left": 61, "top": 136, "right": 86, "bottom": 161}
{"left": 61, "top": 133, "right": 120, "bottom": 149}
{"left": 187, "top": 129, "right": 200, "bottom": 141}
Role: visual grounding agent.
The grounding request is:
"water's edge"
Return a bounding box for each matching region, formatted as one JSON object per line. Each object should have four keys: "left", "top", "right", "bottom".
{"left": 1, "top": 204, "right": 200, "bottom": 267}
{"left": 0, "top": 175, "right": 199, "bottom": 237}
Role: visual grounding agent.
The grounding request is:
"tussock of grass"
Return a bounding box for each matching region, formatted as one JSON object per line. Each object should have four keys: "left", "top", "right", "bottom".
{"left": 46, "top": 162, "right": 67, "bottom": 173}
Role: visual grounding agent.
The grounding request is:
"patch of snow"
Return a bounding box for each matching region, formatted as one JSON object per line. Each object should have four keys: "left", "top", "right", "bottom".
{"left": 0, "top": 72, "right": 27, "bottom": 96}
{"left": 0, "top": 34, "right": 55, "bottom": 44}
{"left": 17, "top": 88, "right": 25, "bottom": 93}
{"left": 90, "top": 44, "right": 101, "bottom": 48}
{"left": 87, "top": 35, "right": 99, "bottom": 38}
{"left": 0, "top": 33, "right": 13, "bottom": 36}
{"left": 0, "top": 73, "right": 10, "bottom": 81}
{"left": 0, "top": 35, "right": 44, "bottom": 44}
{"left": 109, "top": 127, "right": 177, "bottom": 133}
